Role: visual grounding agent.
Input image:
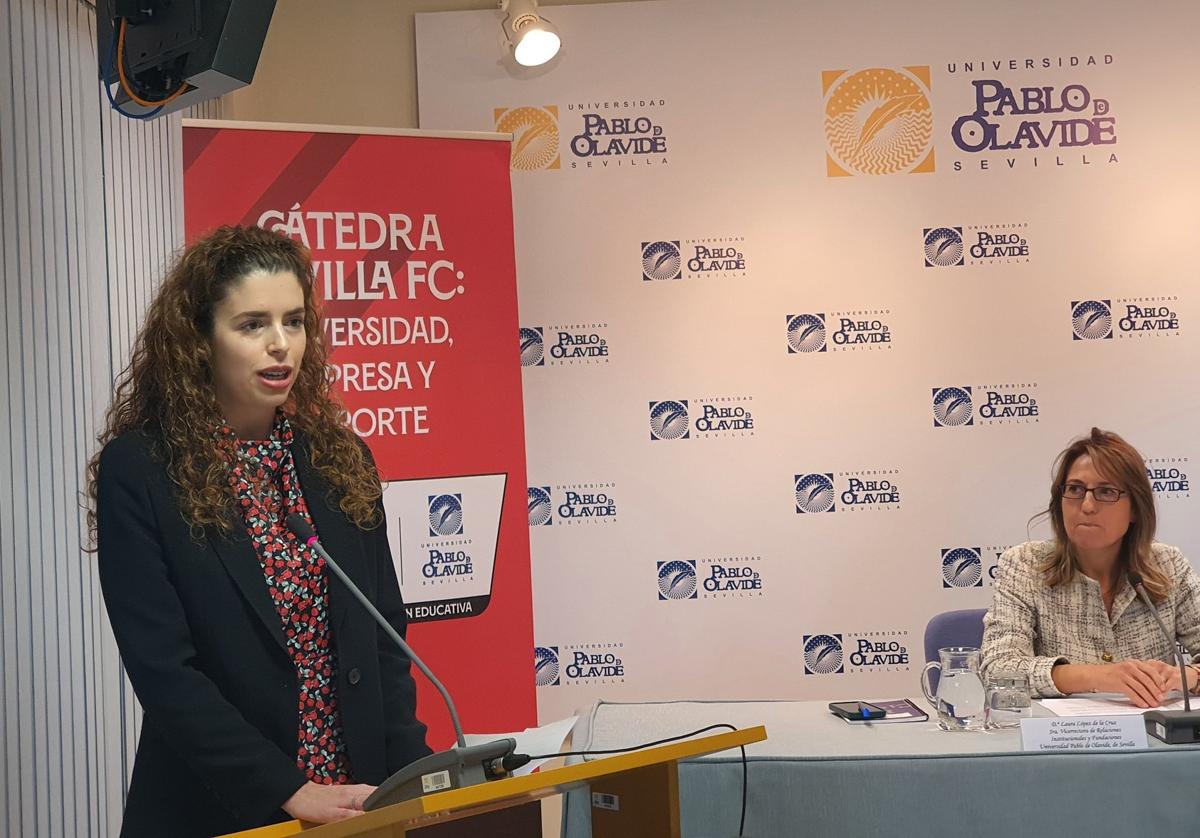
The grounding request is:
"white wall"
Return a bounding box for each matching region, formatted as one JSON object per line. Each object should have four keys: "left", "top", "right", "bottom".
{"left": 222, "top": 0, "right": 644, "bottom": 129}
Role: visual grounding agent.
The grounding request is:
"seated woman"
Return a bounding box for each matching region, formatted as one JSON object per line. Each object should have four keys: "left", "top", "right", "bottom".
{"left": 982, "top": 427, "right": 1200, "bottom": 707}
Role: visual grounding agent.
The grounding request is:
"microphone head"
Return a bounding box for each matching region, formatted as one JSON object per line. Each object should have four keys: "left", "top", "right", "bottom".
{"left": 1127, "top": 570, "right": 1144, "bottom": 588}
{"left": 285, "top": 513, "right": 316, "bottom": 541}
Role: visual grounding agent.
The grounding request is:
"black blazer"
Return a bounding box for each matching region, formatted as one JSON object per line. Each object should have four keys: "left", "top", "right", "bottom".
{"left": 96, "top": 430, "right": 431, "bottom": 837}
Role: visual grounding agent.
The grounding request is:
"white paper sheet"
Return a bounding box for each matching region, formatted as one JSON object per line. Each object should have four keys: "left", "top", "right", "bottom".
{"left": 1037, "top": 693, "right": 1190, "bottom": 717}
{"left": 463, "top": 715, "right": 578, "bottom": 776}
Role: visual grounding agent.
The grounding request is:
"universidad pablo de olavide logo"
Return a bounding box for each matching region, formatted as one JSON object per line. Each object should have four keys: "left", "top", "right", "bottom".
{"left": 383, "top": 474, "right": 506, "bottom": 623}
{"left": 494, "top": 106, "right": 560, "bottom": 171}
{"left": 823, "top": 66, "right": 934, "bottom": 176}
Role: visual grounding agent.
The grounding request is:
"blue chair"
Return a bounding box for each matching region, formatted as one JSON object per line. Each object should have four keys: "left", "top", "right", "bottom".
{"left": 923, "top": 608, "right": 987, "bottom": 663}
{"left": 923, "top": 608, "right": 987, "bottom": 696}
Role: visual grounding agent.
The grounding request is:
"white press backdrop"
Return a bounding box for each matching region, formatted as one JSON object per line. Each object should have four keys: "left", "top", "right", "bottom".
{"left": 416, "top": 0, "right": 1200, "bottom": 723}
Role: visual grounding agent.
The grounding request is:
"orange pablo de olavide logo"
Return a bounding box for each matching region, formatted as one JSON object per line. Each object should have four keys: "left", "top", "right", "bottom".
{"left": 822, "top": 67, "right": 934, "bottom": 176}
{"left": 494, "top": 106, "right": 560, "bottom": 171}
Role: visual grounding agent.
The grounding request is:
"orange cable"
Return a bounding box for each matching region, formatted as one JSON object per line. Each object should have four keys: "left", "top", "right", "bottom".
{"left": 116, "top": 18, "right": 188, "bottom": 108}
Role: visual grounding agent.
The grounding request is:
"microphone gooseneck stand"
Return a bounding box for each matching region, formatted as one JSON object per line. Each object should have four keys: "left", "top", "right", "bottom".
{"left": 285, "top": 514, "right": 517, "bottom": 808}
{"left": 1128, "top": 571, "right": 1200, "bottom": 744}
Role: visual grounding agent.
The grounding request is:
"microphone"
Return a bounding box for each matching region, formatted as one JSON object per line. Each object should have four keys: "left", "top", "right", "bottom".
{"left": 285, "top": 514, "right": 516, "bottom": 807}
{"left": 1127, "top": 571, "right": 1200, "bottom": 744}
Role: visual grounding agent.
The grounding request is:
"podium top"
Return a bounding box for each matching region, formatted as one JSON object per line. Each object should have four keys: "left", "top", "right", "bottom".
{"left": 221, "top": 725, "right": 767, "bottom": 837}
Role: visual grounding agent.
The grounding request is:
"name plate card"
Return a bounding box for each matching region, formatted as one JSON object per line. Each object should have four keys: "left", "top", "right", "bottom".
{"left": 1020, "top": 715, "right": 1148, "bottom": 752}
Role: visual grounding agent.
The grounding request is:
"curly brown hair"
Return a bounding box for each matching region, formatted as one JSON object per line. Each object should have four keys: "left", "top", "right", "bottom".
{"left": 86, "top": 225, "right": 381, "bottom": 543}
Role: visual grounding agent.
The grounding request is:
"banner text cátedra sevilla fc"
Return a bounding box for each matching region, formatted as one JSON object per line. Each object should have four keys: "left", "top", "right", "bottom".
{"left": 182, "top": 121, "right": 535, "bottom": 747}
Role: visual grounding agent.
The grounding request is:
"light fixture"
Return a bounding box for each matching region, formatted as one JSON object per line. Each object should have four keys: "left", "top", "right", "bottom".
{"left": 500, "top": 0, "right": 562, "bottom": 67}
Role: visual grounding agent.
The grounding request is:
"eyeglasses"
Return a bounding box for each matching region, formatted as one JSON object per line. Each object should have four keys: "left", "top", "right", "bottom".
{"left": 1061, "top": 483, "right": 1126, "bottom": 503}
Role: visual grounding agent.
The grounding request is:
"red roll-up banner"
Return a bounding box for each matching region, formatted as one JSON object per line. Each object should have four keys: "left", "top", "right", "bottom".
{"left": 182, "top": 121, "right": 534, "bottom": 747}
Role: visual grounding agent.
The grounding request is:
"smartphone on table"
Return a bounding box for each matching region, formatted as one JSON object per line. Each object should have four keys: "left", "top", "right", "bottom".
{"left": 828, "top": 701, "right": 887, "bottom": 721}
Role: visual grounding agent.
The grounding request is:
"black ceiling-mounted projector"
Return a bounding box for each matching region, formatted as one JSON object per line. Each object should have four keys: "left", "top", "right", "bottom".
{"left": 97, "top": 0, "right": 276, "bottom": 119}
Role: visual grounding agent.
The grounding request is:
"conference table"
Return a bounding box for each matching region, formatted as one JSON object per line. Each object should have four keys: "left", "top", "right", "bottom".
{"left": 560, "top": 698, "right": 1200, "bottom": 837}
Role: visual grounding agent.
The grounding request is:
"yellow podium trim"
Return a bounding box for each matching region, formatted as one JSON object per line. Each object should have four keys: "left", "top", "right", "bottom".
{"left": 221, "top": 725, "right": 766, "bottom": 837}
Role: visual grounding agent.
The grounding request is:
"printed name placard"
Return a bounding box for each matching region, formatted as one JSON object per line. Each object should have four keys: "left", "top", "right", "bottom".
{"left": 1020, "top": 715, "right": 1148, "bottom": 751}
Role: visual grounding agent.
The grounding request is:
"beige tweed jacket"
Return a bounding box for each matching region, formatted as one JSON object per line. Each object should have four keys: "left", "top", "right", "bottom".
{"left": 981, "top": 540, "right": 1200, "bottom": 696}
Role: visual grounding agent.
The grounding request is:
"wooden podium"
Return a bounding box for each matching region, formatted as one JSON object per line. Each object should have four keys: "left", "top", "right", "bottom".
{"left": 221, "top": 726, "right": 766, "bottom": 838}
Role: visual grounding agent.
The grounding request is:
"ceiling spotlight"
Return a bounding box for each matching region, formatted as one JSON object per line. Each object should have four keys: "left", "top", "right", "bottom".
{"left": 500, "top": 0, "right": 562, "bottom": 67}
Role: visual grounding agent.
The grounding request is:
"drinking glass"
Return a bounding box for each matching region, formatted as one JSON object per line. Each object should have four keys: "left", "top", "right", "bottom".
{"left": 985, "top": 673, "right": 1032, "bottom": 728}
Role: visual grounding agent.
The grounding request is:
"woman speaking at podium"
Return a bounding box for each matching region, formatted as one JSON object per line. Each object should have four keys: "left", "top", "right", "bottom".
{"left": 983, "top": 428, "right": 1200, "bottom": 707}
{"left": 88, "top": 226, "right": 430, "bottom": 837}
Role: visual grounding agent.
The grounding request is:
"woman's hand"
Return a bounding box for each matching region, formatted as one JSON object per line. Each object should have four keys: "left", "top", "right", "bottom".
{"left": 282, "top": 781, "right": 377, "bottom": 824}
{"left": 1143, "top": 659, "right": 1200, "bottom": 695}
{"left": 1091, "top": 660, "right": 1171, "bottom": 707}
{"left": 1052, "top": 660, "right": 1170, "bottom": 707}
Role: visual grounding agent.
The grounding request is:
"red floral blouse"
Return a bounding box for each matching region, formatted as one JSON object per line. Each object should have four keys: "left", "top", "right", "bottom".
{"left": 224, "top": 416, "right": 353, "bottom": 785}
